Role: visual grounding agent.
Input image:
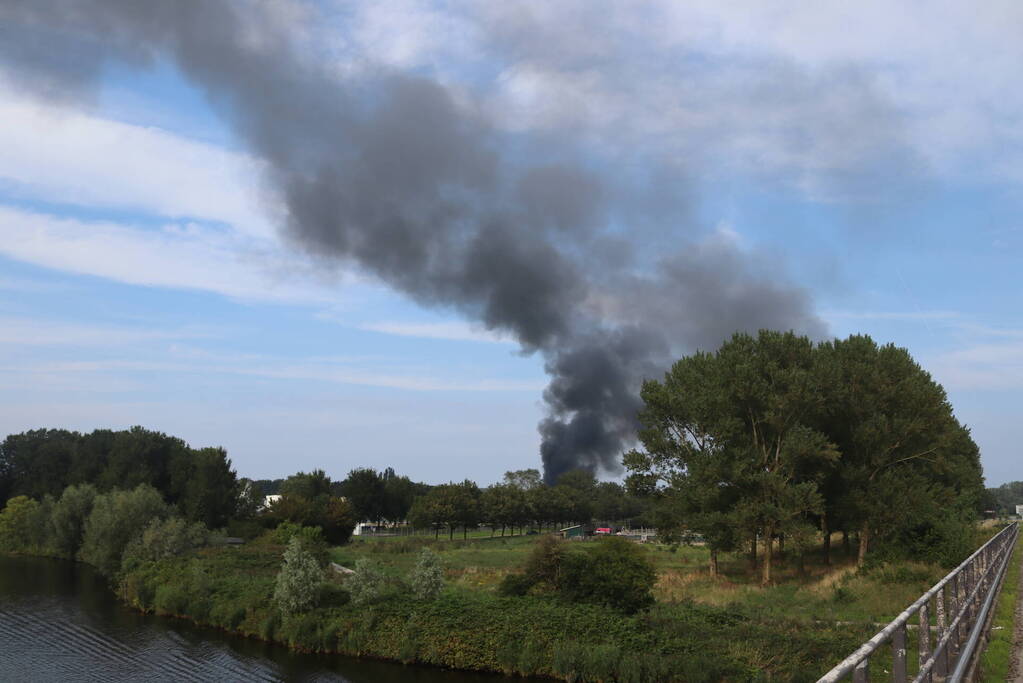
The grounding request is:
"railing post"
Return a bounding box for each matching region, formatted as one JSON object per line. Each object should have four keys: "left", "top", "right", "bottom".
{"left": 949, "top": 574, "right": 960, "bottom": 660}
{"left": 935, "top": 584, "right": 948, "bottom": 679}
{"left": 919, "top": 600, "right": 931, "bottom": 682}
{"left": 852, "top": 657, "right": 868, "bottom": 683}
{"left": 893, "top": 622, "right": 908, "bottom": 682}
{"left": 934, "top": 638, "right": 947, "bottom": 680}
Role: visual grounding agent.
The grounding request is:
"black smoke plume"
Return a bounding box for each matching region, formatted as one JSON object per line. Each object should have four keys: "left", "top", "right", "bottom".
{"left": 0, "top": 0, "right": 825, "bottom": 482}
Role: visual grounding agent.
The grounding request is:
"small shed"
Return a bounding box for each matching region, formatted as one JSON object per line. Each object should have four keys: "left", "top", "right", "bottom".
{"left": 560, "top": 525, "right": 584, "bottom": 539}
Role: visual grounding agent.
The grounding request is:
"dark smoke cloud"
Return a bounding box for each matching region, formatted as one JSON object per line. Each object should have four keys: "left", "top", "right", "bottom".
{"left": 0, "top": 0, "right": 825, "bottom": 482}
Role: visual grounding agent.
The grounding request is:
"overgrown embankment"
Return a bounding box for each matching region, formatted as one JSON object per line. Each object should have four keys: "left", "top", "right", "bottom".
{"left": 118, "top": 537, "right": 871, "bottom": 682}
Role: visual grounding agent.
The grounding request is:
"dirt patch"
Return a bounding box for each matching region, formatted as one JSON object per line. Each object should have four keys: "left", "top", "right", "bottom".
{"left": 1009, "top": 546, "right": 1023, "bottom": 683}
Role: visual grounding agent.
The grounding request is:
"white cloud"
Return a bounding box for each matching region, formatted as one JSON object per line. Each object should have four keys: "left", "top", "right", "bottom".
{"left": 0, "top": 88, "right": 275, "bottom": 238}
{"left": 929, "top": 342, "right": 1023, "bottom": 391}
{"left": 0, "top": 316, "right": 213, "bottom": 346}
{"left": 0, "top": 346, "right": 543, "bottom": 393}
{"left": 355, "top": 320, "right": 512, "bottom": 344}
{"left": 0, "top": 205, "right": 354, "bottom": 303}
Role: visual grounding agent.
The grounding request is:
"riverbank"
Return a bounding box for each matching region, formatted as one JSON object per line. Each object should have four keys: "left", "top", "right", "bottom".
{"left": 112, "top": 534, "right": 875, "bottom": 682}
{"left": 0, "top": 554, "right": 500, "bottom": 682}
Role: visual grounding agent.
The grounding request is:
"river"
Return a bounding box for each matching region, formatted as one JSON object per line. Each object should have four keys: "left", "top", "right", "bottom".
{"left": 0, "top": 555, "right": 503, "bottom": 682}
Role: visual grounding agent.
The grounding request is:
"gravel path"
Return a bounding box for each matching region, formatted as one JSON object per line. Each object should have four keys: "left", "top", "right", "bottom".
{"left": 1009, "top": 545, "right": 1023, "bottom": 683}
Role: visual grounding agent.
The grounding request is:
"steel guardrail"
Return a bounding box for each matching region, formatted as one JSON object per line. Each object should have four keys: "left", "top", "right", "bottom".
{"left": 817, "top": 521, "right": 1019, "bottom": 682}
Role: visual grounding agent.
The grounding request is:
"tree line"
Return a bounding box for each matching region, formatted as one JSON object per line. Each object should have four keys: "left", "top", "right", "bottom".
{"left": 408, "top": 469, "right": 644, "bottom": 539}
{"left": 625, "top": 331, "right": 986, "bottom": 584}
{"left": 985, "top": 481, "right": 1023, "bottom": 514}
{"left": 0, "top": 428, "right": 646, "bottom": 544}
{"left": 0, "top": 427, "right": 238, "bottom": 528}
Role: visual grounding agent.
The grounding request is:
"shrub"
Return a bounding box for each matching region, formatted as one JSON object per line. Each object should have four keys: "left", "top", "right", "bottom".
{"left": 271, "top": 523, "right": 328, "bottom": 565}
{"left": 273, "top": 536, "right": 325, "bottom": 616}
{"left": 79, "top": 485, "right": 170, "bottom": 576}
{"left": 154, "top": 583, "right": 189, "bottom": 615}
{"left": 561, "top": 537, "right": 656, "bottom": 614}
{"left": 408, "top": 548, "right": 444, "bottom": 600}
{"left": 498, "top": 572, "right": 533, "bottom": 597}
{"left": 523, "top": 534, "right": 567, "bottom": 587}
{"left": 346, "top": 558, "right": 387, "bottom": 605}
{"left": 121, "top": 516, "right": 208, "bottom": 572}
{"left": 50, "top": 484, "right": 98, "bottom": 557}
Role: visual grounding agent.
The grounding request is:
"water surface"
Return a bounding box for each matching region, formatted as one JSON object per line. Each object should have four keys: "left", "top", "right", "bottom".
{"left": 0, "top": 555, "right": 502, "bottom": 682}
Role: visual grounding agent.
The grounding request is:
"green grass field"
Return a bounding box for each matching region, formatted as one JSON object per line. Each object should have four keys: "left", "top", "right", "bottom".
{"left": 333, "top": 531, "right": 953, "bottom": 627}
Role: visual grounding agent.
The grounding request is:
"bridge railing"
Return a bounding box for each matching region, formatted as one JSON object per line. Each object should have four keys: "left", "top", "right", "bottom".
{"left": 817, "top": 521, "right": 1019, "bottom": 683}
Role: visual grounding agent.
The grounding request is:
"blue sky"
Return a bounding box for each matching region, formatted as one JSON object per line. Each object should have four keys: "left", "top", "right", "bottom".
{"left": 0, "top": 1, "right": 1020, "bottom": 486}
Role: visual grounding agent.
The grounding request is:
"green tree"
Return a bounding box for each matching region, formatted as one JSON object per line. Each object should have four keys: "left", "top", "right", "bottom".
{"left": 451, "top": 480, "right": 481, "bottom": 539}
{"left": 627, "top": 331, "right": 837, "bottom": 584}
{"left": 321, "top": 496, "right": 357, "bottom": 545}
{"left": 0, "top": 495, "right": 40, "bottom": 552}
{"left": 381, "top": 468, "right": 420, "bottom": 523}
{"left": 174, "top": 447, "right": 238, "bottom": 529}
{"left": 121, "top": 516, "right": 208, "bottom": 572}
{"left": 347, "top": 558, "right": 386, "bottom": 605}
{"left": 0, "top": 429, "right": 79, "bottom": 504}
{"left": 408, "top": 548, "right": 444, "bottom": 600}
{"left": 80, "top": 485, "right": 170, "bottom": 576}
{"left": 408, "top": 489, "right": 450, "bottom": 538}
{"left": 338, "top": 468, "right": 386, "bottom": 522}
{"left": 50, "top": 483, "right": 98, "bottom": 557}
{"left": 503, "top": 469, "right": 542, "bottom": 491}
{"left": 273, "top": 536, "right": 325, "bottom": 615}
{"left": 482, "top": 483, "right": 529, "bottom": 536}
{"left": 818, "top": 335, "right": 983, "bottom": 565}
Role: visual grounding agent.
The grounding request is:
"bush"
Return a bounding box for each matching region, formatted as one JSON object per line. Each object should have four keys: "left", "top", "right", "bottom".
{"left": 273, "top": 536, "right": 325, "bottom": 616}
{"left": 346, "top": 558, "right": 387, "bottom": 605}
{"left": 121, "top": 516, "right": 208, "bottom": 572}
{"left": 270, "top": 523, "right": 329, "bottom": 565}
{"left": 523, "top": 534, "right": 567, "bottom": 587}
{"left": 498, "top": 572, "right": 534, "bottom": 597}
{"left": 408, "top": 548, "right": 444, "bottom": 600}
{"left": 561, "top": 537, "right": 656, "bottom": 614}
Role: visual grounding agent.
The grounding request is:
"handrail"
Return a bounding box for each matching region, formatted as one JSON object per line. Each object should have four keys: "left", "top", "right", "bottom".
{"left": 817, "top": 521, "right": 1019, "bottom": 682}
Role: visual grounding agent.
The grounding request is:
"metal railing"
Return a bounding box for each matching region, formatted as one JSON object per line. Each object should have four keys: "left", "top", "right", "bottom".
{"left": 817, "top": 521, "right": 1019, "bottom": 683}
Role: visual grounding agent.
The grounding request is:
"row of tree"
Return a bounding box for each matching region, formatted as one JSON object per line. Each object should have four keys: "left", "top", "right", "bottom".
{"left": 0, "top": 425, "right": 642, "bottom": 543}
{"left": 986, "top": 481, "right": 1023, "bottom": 514}
{"left": 408, "top": 469, "right": 644, "bottom": 538}
{"left": 0, "top": 483, "right": 208, "bottom": 577}
{"left": 0, "top": 427, "right": 238, "bottom": 528}
{"left": 625, "top": 331, "right": 986, "bottom": 584}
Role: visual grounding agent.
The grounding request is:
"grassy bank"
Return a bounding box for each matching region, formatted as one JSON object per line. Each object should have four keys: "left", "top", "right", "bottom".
{"left": 115, "top": 531, "right": 975, "bottom": 682}
{"left": 979, "top": 531, "right": 1022, "bottom": 682}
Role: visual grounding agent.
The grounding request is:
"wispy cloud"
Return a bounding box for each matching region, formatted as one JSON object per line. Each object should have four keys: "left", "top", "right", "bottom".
{"left": 0, "top": 343, "right": 542, "bottom": 393}
{"left": 0, "top": 205, "right": 356, "bottom": 304}
{"left": 822, "top": 309, "right": 962, "bottom": 322}
{"left": 0, "top": 316, "right": 215, "bottom": 346}
{"left": 0, "top": 87, "right": 272, "bottom": 237}
{"left": 355, "top": 320, "right": 513, "bottom": 344}
{"left": 928, "top": 342, "right": 1023, "bottom": 391}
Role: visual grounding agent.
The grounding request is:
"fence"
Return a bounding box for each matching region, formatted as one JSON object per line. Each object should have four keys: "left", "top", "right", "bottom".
{"left": 817, "top": 521, "right": 1019, "bottom": 683}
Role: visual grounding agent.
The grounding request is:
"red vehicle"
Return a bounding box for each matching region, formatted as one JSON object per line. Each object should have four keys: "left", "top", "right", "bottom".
{"left": 594, "top": 527, "right": 612, "bottom": 535}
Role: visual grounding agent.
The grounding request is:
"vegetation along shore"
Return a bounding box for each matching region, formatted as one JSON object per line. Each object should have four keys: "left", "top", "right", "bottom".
{"left": 2, "top": 332, "right": 1016, "bottom": 681}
